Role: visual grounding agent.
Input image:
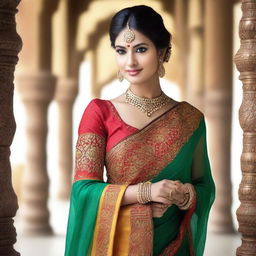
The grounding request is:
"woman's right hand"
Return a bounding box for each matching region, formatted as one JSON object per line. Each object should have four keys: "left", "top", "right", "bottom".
{"left": 150, "top": 179, "right": 180, "bottom": 206}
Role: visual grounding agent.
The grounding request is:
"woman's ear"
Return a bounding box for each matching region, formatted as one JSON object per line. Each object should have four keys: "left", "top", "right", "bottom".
{"left": 158, "top": 48, "right": 167, "bottom": 60}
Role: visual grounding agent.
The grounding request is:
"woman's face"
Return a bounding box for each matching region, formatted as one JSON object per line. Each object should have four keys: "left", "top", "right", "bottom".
{"left": 114, "top": 29, "right": 159, "bottom": 84}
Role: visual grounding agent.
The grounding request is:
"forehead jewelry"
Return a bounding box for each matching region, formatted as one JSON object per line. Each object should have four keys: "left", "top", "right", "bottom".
{"left": 123, "top": 23, "right": 135, "bottom": 43}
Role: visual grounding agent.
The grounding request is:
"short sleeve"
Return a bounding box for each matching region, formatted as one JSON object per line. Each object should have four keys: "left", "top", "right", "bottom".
{"left": 78, "top": 99, "right": 106, "bottom": 137}
{"left": 74, "top": 99, "right": 106, "bottom": 182}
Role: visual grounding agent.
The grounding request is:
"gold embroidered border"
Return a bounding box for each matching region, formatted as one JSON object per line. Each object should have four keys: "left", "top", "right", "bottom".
{"left": 91, "top": 184, "right": 128, "bottom": 256}
{"left": 129, "top": 204, "right": 153, "bottom": 255}
{"left": 106, "top": 102, "right": 203, "bottom": 184}
{"left": 74, "top": 133, "right": 105, "bottom": 182}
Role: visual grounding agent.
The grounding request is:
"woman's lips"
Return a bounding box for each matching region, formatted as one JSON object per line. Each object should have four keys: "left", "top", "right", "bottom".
{"left": 126, "top": 69, "right": 143, "bottom": 76}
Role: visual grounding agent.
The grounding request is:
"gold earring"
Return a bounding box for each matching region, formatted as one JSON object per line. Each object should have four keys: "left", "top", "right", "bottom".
{"left": 158, "top": 61, "right": 165, "bottom": 78}
{"left": 117, "top": 70, "right": 124, "bottom": 82}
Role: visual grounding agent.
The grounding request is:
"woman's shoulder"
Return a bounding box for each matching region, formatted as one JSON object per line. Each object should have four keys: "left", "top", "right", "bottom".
{"left": 87, "top": 98, "right": 109, "bottom": 109}
{"left": 78, "top": 98, "right": 108, "bottom": 136}
{"left": 178, "top": 100, "right": 204, "bottom": 120}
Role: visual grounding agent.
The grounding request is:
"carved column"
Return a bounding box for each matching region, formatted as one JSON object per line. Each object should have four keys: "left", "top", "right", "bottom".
{"left": 204, "top": 0, "right": 234, "bottom": 233}
{"left": 174, "top": 0, "right": 188, "bottom": 100}
{"left": 187, "top": 0, "right": 204, "bottom": 111}
{"left": 234, "top": 0, "right": 256, "bottom": 255}
{"left": 16, "top": 0, "right": 58, "bottom": 234}
{"left": 0, "top": 1, "right": 22, "bottom": 255}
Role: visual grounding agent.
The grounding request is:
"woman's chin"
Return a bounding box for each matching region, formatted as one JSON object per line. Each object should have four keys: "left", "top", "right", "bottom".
{"left": 124, "top": 76, "right": 149, "bottom": 85}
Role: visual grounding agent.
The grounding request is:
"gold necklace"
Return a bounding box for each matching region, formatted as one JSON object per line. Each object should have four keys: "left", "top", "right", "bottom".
{"left": 125, "top": 88, "right": 171, "bottom": 117}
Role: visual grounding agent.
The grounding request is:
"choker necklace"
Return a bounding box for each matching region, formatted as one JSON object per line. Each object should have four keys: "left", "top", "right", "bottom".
{"left": 125, "top": 88, "right": 171, "bottom": 117}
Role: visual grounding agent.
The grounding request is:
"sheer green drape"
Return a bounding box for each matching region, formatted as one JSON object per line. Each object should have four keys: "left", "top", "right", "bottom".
{"left": 190, "top": 120, "right": 215, "bottom": 255}
{"left": 64, "top": 180, "right": 107, "bottom": 256}
{"left": 65, "top": 118, "right": 215, "bottom": 256}
{"left": 152, "top": 118, "right": 215, "bottom": 255}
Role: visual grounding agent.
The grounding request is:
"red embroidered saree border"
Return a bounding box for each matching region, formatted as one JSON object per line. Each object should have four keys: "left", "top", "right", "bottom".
{"left": 159, "top": 188, "right": 197, "bottom": 256}
{"left": 105, "top": 102, "right": 203, "bottom": 185}
{"left": 129, "top": 204, "right": 153, "bottom": 255}
{"left": 91, "top": 184, "right": 128, "bottom": 256}
{"left": 103, "top": 102, "right": 203, "bottom": 255}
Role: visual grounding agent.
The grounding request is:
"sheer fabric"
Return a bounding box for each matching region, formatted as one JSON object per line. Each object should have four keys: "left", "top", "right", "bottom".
{"left": 64, "top": 99, "right": 215, "bottom": 256}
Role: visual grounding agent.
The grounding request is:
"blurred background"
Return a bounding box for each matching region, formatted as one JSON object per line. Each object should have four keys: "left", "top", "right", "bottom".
{"left": 9, "top": 0, "right": 244, "bottom": 255}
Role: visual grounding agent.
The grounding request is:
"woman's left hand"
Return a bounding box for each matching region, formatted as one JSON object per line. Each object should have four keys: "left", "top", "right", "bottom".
{"left": 151, "top": 202, "right": 170, "bottom": 218}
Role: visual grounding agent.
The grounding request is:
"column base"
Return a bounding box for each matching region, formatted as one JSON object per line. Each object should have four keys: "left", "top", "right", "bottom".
{"left": 0, "top": 217, "right": 20, "bottom": 256}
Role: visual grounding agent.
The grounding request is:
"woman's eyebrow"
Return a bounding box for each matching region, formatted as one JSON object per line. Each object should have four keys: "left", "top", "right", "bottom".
{"left": 115, "top": 43, "right": 149, "bottom": 49}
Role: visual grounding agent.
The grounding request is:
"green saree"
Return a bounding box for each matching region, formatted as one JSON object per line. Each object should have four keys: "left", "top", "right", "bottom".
{"left": 64, "top": 99, "right": 215, "bottom": 255}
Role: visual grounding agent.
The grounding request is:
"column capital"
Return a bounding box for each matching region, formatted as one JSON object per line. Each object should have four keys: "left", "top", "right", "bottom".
{"left": 54, "top": 77, "right": 78, "bottom": 103}
{"left": 16, "top": 72, "right": 56, "bottom": 103}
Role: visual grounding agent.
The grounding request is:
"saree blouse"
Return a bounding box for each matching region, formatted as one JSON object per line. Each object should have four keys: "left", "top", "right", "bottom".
{"left": 65, "top": 98, "right": 215, "bottom": 256}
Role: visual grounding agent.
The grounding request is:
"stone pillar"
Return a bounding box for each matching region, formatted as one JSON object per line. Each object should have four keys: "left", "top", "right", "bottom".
{"left": 187, "top": 0, "right": 204, "bottom": 111}
{"left": 55, "top": 78, "right": 78, "bottom": 199}
{"left": 16, "top": 0, "right": 59, "bottom": 234}
{"left": 204, "top": 0, "right": 234, "bottom": 233}
{"left": 17, "top": 73, "right": 55, "bottom": 234}
{"left": 0, "top": 1, "right": 22, "bottom": 255}
{"left": 234, "top": 0, "right": 256, "bottom": 255}
{"left": 174, "top": 0, "right": 188, "bottom": 100}
{"left": 52, "top": 0, "right": 79, "bottom": 198}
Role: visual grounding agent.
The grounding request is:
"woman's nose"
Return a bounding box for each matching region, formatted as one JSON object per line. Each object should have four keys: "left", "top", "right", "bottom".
{"left": 127, "top": 52, "right": 137, "bottom": 67}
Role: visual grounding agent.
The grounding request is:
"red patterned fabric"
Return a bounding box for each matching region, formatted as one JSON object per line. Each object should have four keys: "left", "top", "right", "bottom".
{"left": 75, "top": 98, "right": 202, "bottom": 255}
{"left": 78, "top": 99, "right": 138, "bottom": 152}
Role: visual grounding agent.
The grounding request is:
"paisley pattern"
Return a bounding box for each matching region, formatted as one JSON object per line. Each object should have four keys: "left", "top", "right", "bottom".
{"left": 71, "top": 100, "right": 204, "bottom": 255}
{"left": 129, "top": 204, "right": 153, "bottom": 255}
{"left": 106, "top": 102, "right": 203, "bottom": 185}
{"left": 92, "top": 184, "right": 127, "bottom": 256}
{"left": 104, "top": 102, "right": 203, "bottom": 255}
{"left": 74, "top": 133, "right": 105, "bottom": 181}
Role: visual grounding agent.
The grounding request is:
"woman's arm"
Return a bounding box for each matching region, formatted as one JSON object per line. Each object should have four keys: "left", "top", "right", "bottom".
{"left": 121, "top": 179, "right": 182, "bottom": 206}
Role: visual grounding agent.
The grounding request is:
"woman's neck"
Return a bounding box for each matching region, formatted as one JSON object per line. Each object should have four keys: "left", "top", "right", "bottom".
{"left": 129, "top": 75, "right": 162, "bottom": 99}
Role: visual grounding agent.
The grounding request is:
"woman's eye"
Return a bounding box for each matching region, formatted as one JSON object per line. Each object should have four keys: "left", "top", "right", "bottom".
{"left": 136, "top": 47, "right": 147, "bottom": 53}
{"left": 116, "top": 49, "right": 126, "bottom": 55}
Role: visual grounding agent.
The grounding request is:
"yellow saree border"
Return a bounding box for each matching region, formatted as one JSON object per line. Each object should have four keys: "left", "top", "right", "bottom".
{"left": 113, "top": 205, "right": 131, "bottom": 255}
{"left": 91, "top": 184, "right": 128, "bottom": 256}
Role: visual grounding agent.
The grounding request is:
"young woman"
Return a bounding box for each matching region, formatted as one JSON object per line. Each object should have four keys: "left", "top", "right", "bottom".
{"left": 65, "top": 5, "right": 215, "bottom": 256}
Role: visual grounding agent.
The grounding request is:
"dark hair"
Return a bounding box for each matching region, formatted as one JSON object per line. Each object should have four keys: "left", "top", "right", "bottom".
{"left": 109, "top": 5, "right": 171, "bottom": 51}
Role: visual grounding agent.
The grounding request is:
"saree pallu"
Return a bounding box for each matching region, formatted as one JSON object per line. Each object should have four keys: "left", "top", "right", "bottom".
{"left": 64, "top": 99, "right": 215, "bottom": 256}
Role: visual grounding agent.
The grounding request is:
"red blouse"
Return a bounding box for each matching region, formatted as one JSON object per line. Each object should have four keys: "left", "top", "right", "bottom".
{"left": 78, "top": 98, "right": 184, "bottom": 154}
{"left": 78, "top": 98, "right": 139, "bottom": 153}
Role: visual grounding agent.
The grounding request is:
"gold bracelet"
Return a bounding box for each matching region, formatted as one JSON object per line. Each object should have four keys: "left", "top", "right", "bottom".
{"left": 137, "top": 182, "right": 143, "bottom": 204}
{"left": 137, "top": 181, "right": 152, "bottom": 204}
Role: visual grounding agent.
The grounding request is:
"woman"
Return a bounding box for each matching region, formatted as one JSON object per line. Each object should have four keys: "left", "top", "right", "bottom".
{"left": 65, "top": 5, "right": 215, "bottom": 256}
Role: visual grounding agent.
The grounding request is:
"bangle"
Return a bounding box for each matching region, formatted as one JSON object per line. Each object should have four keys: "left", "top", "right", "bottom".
{"left": 178, "top": 183, "right": 195, "bottom": 210}
{"left": 137, "top": 181, "right": 152, "bottom": 204}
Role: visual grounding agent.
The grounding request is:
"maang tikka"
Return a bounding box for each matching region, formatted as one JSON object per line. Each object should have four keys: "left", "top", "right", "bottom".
{"left": 123, "top": 23, "right": 135, "bottom": 43}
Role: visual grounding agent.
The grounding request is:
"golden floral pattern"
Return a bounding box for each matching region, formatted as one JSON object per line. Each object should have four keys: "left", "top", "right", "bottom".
{"left": 74, "top": 133, "right": 105, "bottom": 182}
{"left": 106, "top": 102, "right": 203, "bottom": 185}
{"left": 129, "top": 204, "right": 153, "bottom": 255}
{"left": 93, "top": 184, "right": 127, "bottom": 256}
